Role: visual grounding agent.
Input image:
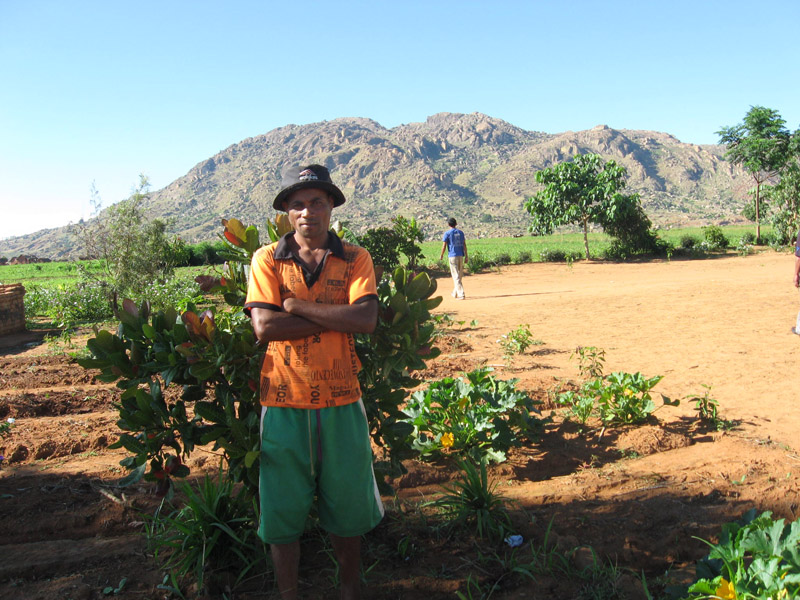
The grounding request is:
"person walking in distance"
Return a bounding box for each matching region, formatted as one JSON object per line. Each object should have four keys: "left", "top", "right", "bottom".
{"left": 440, "top": 217, "right": 468, "bottom": 300}
{"left": 245, "top": 164, "right": 383, "bottom": 599}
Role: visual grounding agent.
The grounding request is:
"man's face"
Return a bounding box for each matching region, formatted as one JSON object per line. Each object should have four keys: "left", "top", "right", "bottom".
{"left": 283, "top": 188, "right": 334, "bottom": 241}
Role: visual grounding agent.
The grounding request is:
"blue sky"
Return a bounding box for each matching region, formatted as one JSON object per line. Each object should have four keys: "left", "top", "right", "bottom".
{"left": 1, "top": 0, "right": 798, "bottom": 240}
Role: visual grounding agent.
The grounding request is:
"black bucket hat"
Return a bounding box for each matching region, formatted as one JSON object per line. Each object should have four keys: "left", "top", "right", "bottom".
{"left": 273, "top": 164, "right": 346, "bottom": 210}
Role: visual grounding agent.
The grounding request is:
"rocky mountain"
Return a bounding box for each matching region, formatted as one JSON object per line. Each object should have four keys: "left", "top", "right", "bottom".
{"left": 0, "top": 112, "right": 750, "bottom": 259}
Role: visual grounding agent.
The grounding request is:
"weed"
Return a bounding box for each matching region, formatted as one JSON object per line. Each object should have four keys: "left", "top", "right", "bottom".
{"left": 102, "top": 578, "right": 127, "bottom": 595}
{"left": 685, "top": 384, "right": 735, "bottom": 431}
{"left": 427, "top": 458, "right": 514, "bottom": 541}
{"left": 144, "top": 463, "right": 269, "bottom": 595}
{"left": 736, "top": 237, "right": 754, "bottom": 256}
{"left": 680, "top": 234, "right": 700, "bottom": 249}
{"left": 571, "top": 346, "right": 606, "bottom": 379}
{"left": 574, "top": 549, "right": 626, "bottom": 600}
{"left": 0, "top": 419, "right": 14, "bottom": 439}
{"left": 497, "top": 324, "right": 541, "bottom": 361}
{"left": 467, "top": 251, "right": 492, "bottom": 273}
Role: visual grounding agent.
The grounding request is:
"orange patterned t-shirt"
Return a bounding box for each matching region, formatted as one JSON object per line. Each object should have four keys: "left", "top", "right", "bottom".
{"left": 244, "top": 232, "right": 377, "bottom": 409}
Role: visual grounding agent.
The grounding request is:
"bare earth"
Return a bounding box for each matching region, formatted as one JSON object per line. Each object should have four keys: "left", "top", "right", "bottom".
{"left": 2, "top": 251, "right": 800, "bottom": 599}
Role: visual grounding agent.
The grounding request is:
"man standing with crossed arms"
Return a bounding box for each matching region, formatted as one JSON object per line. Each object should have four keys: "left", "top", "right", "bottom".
{"left": 245, "top": 164, "right": 383, "bottom": 599}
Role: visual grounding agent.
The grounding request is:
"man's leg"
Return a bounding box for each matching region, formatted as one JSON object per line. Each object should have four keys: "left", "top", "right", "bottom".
{"left": 270, "top": 541, "right": 301, "bottom": 600}
{"left": 330, "top": 534, "right": 361, "bottom": 600}
{"left": 453, "top": 256, "right": 465, "bottom": 299}
{"left": 449, "top": 257, "right": 461, "bottom": 297}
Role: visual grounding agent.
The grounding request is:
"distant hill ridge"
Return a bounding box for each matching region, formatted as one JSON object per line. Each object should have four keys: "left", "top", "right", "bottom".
{"left": 0, "top": 112, "right": 750, "bottom": 260}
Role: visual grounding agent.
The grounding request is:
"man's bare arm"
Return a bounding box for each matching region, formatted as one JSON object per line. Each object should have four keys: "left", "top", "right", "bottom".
{"left": 250, "top": 306, "right": 324, "bottom": 344}
{"left": 283, "top": 297, "right": 378, "bottom": 334}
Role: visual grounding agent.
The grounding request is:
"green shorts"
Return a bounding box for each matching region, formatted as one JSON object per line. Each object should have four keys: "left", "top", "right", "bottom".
{"left": 258, "top": 399, "right": 384, "bottom": 544}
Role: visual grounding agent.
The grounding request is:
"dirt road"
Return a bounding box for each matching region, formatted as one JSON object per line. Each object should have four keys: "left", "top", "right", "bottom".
{"left": 2, "top": 250, "right": 800, "bottom": 599}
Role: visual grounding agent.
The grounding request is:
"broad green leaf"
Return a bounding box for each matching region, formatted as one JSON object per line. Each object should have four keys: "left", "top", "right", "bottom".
{"left": 244, "top": 450, "right": 260, "bottom": 468}
{"left": 189, "top": 362, "right": 218, "bottom": 381}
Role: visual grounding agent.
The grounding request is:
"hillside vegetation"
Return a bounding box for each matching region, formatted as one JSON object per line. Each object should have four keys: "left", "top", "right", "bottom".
{"left": 0, "top": 112, "right": 751, "bottom": 260}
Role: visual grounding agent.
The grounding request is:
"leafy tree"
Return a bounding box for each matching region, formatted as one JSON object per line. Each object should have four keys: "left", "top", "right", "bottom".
{"left": 390, "top": 215, "right": 425, "bottom": 268}
{"left": 75, "top": 175, "right": 184, "bottom": 299}
{"left": 717, "top": 106, "right": 792, "bottom": 243}
{"left": 359, "top": 227, "right": 406, "bottom": 270}
{"left": 358, "top": 217, "right": 425, "bottom": 271}
{"left": 765, "top": 161, "right": 800, "bottom": 244}
{"left": 524, "top": 153, "right": 649, "bottom": 259}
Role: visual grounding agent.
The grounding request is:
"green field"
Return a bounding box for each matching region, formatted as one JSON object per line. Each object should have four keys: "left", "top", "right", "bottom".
{"left": 420, "top": 224, "right": 771, "bottom": 265}
{"left": 420, "top": 231, "right": 606, "bottom": 263}
{"left": 0, "top": 225, "right": 775, "bottom": 289}
{"left": 0, "top": 259, "right": 106, "bottom": 287}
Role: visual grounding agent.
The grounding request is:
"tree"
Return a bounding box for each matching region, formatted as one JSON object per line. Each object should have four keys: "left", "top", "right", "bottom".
{"left": 390, "top": 215, "right": 425, "bottom": 268}
{"left": 717, "top": 106, "right": 791, "bottom": 243}
{"left": 765, "top": 161, "right": 800, "bottom": 244}
{"left": 359, "top": 227, "right": 406, "bottom": 270}
{"left": 524, "top": 153, "right": 647, "bottom": 259}
{"left": 75, "top": 175, "right": 184, "bottom": 299}
{"left": 357, "top": 216, "right": 425, "bottom": 271}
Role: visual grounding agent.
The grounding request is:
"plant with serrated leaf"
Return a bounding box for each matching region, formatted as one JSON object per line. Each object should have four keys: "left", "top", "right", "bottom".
{"left": 683, "top": 509, "right": 800, "bottom": 600}
{"left": 400, "top": 367, "right": 547, "bottom": 464}
{"left": 556, "top": 371, "right": 678, "bottom": 427}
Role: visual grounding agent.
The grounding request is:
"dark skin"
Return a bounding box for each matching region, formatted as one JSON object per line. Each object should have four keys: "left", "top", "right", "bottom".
{"left": 249, "top": 187, "right": 376, "bottom": 600}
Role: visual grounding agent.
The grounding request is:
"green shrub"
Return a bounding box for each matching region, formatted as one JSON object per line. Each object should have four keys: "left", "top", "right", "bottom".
{"left": 359, "top": 227, "right": 405, "bottom": 270}
{"left": 78, "top": 218, "right": 443, "bottom": 502}
{"left": 702, "top": 225, "right": 729, "bottom": 250}
{"left": 602, "top": 231, "right": 671, "bottom": 261}
{"left": 514, "top": 250, "right": 533, "bottom": 264}
{"left": 400, "top": 367, "right": 546, "bottom": 464}
{"left": 74, "top": 176, "right": 184, "bottom": 300}
{"left": 427, "top": 459, "right": 513, "bottom": 541}
{"left": 467, "top": 250, "right": 491, "bottom": 273}
{"left": 25, "top": 280, "right": 114, "bottom": 326}
{"left": 539, "top": 248, "right": 582, "bottom": 263}
{"left": 736, "top": 238, "right": 754, "bottom": 257}
{"left": 493, "top": 252, "right": 512, "bottom": 266}
{"left": 145, "top": 466, "right": 269, "bottom": 595}
{"left": 556, "top": 371, "right": 678, "bottom": 426}
{"left": 739, "top": 231, "right": 756, "bottom": 245}
{"left": 186, "top": 241, "right": 227, "bottom": 266}
{"left": 683, "top": 510, "right": 800, "bottom": 600}
{"left": 680, "top": 234, "right": 700, "bottom": 249}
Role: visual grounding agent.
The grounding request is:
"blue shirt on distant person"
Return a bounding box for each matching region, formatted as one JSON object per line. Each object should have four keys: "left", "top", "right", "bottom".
{"left": 443, "top": 227, "right": 466, "bottom": 257}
